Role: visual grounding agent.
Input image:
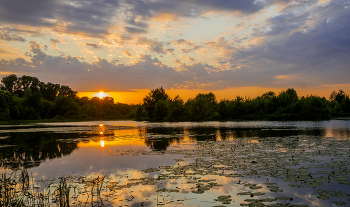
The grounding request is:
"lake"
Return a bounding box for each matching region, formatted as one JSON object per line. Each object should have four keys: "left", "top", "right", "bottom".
{"left": 1, "top": 120, "right": 350, "bottom": 206}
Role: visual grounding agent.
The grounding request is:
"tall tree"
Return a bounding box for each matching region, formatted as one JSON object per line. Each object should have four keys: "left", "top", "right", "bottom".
{"left": 143, "top": 87, "right": 169, "bottom": 120}
{"left": 39, "top": 82, "right": 60, "bottom": 101}
{"left": 1, "top": 74, "right": 18, "bottom": 94}
{"left": 58, "top": 85, "right": 77, "bottom": 99}
{"left": 188, "top": 93, "right": 218, "bottom": 121}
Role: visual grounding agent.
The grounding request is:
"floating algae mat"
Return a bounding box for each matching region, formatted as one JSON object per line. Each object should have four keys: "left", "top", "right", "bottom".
{"left": 1, "top": 120, "right": 350, "bottom": 206}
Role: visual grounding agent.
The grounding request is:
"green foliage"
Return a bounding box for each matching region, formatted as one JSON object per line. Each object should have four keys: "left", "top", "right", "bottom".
{"left": 227, "top": 96, "right": 245, "bottom": 119}
{"left": 277, "top": 88, "right": 298, "bottom": 108}
{"left": 153, "top": 100, "right": 168, "bottom": 121}
{"left": 135, "top": 105, "right": 144, "bottom": 121}
{"left": 217, "top": 100, "right": 229, "bottom": 120}
{"left": 0, "top": 74, "right": 18, "bottom": 94}
{"left": 298, "top": 96, "right": 330, "bottom": 120}
{"left": 341, "top": 96, "right": 350, "bottom": 113}
{"left": 139, "top": 87, "right": 349, "bottom": 122}
{"left": 143, "top": 86, "right": 169, "bottom": 120}
{"left": 1, "top": 74, "right": 349, "bottom": 122}
{"left": 0, "top": 74, "right": 134, "bottom": 121}
{"left": 0, "top": 91, "right": 12, "bottom": 120}
{"left": 329, "top": 90, "right": 346, "bottom": 104}
{"left": 54, "top": 95, "right": 80, "bottom": 118}
{"left": 166, "top": 95, "right": 185, "bottom": 121}
{"left": 187, "top": 93, "right": 218, "bottom": 121}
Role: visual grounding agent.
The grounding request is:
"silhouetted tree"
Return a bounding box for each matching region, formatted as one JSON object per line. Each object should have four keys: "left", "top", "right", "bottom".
{"left": 187, "top": 93, "right": 218, "bottom": 121}
{"left": 143, "top": 87, "right": 169, "bottom": 120}
{"left": 218, "top": 100, "right": 229, "bottom": 120}
{"left": 58, "top": 85, "right": 77, "bottom": 99}
{"left": 153, "top": 100, "right": 168, "bottom": 121}
{"left": 277, "top": 88, "right": 298, "bottom": 108}
{"left": 1, "top": 74, "right": 18, "bottom": 94}
{"left": 135, "top": 105, "right": 144, "bottom": 121}
{"left": 166, "top": 95, "right": 185, "bottom": 121}
{"left": 40, "top": 82, "right": 60, "bottom": 101}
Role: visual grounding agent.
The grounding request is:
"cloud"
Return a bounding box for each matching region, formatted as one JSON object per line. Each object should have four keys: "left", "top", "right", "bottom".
{"left": 124, "top": 27, "right": 148, "bottom": 35}
{"left": 172, "top": 39, "right": 201, "bottom": 53}
{"left": 179, "top": 0, "right": 266, "bottom": 14}
{"left": 173, "top": 58, "right": 184, "bottom": 65}
{"left": 0, "top": 0, "right": 120, "bottom": 37}
{"left": 206, "top": 37, "right": 235, "bottom": 56}
{"left": 180, "top": 55, "right": 196, "bottom": 62}
{"left": 223, "top": 0, "right": 350, "bottom": 87}
{"left": 137, "top": 37, "right": 166, "bottom": 54}
{"left": 165, "top": 48, "right": 174, "bottom": 55}
{"left": 86, "top": 43, "right": 103, "bottom": 49}
{"left": 126, "top": 18, "right": 149, "bottom": 29}
{"left": 235, "top": 21, "right": 246, "bottom": 29}
{"left": 28, "top": 41, "right": 47, "bottom": 62}
{"left": 0, "top": 0, "right": 271, "bottom": 40}
{"left": 0, "top": 32, "right": 26, "bottom": 42}
{"left": 121, "top": 50, "right": 134, "bottom": 58}
{"left": 50, "top": 39, "right": 60, "bottom": 50}
{"left": 0, "top": 43, "right": 188, "bottom": 91}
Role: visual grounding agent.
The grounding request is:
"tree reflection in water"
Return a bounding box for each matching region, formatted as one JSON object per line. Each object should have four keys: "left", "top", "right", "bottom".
{"left": 1, "top": 123, "right": 349, "bottom": 169}
{"left": 139, "top": 125, "right": 336, "bottom": 151}
{"left": 0, "top": 132, "right": 82, "bottom": 169}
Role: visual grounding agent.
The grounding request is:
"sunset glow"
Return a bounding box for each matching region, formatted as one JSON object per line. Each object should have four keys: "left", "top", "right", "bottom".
{"left": 0, "top": 0, "right": 349, "bottom": 100}
{"left": 97, "top": 92, "right": 106, "bottom": 99}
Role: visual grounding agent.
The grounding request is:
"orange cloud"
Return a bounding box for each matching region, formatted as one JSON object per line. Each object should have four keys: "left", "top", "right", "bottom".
{"left": 121, "top": 50, "right": 134, "bottom": 58}
{"left": 275, "top": 75, "right": 296, "bottom": 80}
{"left": 152, "top": 13, "right": 176, "bottom": 22}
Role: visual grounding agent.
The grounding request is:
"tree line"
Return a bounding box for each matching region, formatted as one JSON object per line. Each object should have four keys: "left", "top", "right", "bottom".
{"left": 0, "top": 74, "right": 133, "bottom": 121}
{"left": 130, "top": 87, "right": 350, "bottom": 121}
{"left": 1, "top": 74, "right": 349, "bottom": 122}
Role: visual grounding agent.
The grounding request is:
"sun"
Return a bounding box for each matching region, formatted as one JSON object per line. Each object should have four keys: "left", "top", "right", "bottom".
{"left": 97, "top": 91, "right": 106, "bottom": 99}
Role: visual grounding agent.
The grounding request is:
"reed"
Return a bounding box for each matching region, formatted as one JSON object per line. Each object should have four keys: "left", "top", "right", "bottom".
{"left": 1, "top": 169, "right": 113, "bottom": 207}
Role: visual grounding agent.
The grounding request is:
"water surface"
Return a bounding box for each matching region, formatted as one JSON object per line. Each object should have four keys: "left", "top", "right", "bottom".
{"left": 1, "top": 120, "right": 349, "bottom": 206}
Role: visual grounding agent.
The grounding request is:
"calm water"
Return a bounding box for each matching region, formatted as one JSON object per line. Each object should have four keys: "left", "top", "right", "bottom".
{"left": 1, "top": 120, "right": 350, "bottom": 206}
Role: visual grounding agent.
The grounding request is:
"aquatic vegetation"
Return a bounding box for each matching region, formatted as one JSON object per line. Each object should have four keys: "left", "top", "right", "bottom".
{"left": 1, "top": 121, "right": 350, "bottom": 206}
{"left": 214, "top": 195, "right": 232, "bottom": 204}
{"left": 332, "top": 201, "right": 346, "bottom": 205}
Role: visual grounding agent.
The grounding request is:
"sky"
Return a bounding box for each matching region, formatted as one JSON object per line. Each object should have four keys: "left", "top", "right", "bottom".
{"left": 0, "top": 0, "right": 349, "bottom": 103}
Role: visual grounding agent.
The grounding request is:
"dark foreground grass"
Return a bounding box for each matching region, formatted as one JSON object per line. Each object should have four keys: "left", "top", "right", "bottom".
{"left": 0, "top": 169, "right": 109, "bottom": 207}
